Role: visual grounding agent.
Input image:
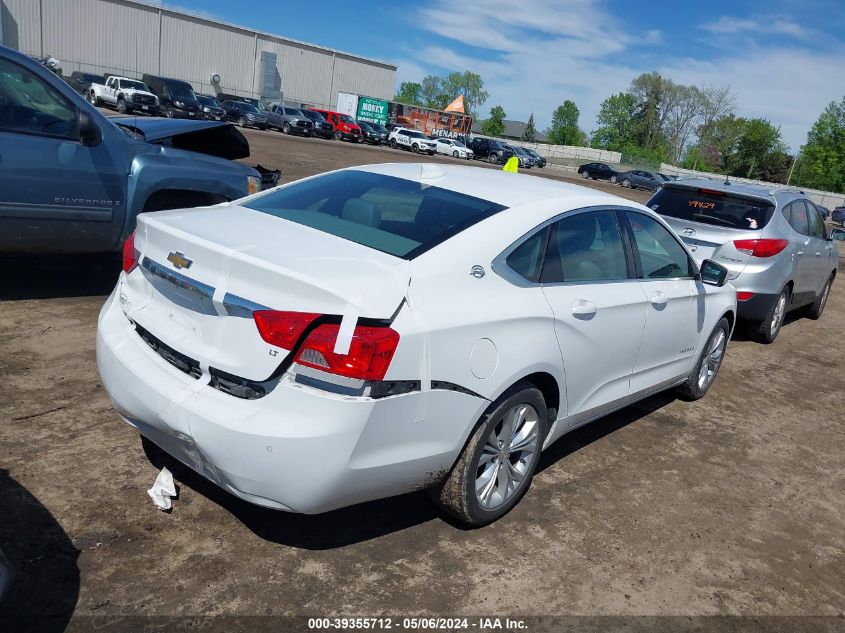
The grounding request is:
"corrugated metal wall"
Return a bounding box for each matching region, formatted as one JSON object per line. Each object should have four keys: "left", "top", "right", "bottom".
{"left": 0, "top": 0, "right": 395, "bottom": 109}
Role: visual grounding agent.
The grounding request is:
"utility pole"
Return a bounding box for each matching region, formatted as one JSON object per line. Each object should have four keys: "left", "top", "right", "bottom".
{"left": 786, "top": 153, "right": 799, "bottom": 186}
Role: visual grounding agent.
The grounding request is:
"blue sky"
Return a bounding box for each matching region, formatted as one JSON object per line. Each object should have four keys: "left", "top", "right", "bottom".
{"left": 164, "top": 0, "right": 845, "bottom": 151}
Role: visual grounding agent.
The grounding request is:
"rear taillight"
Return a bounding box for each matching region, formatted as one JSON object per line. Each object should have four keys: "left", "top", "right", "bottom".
{"left": 253, "top": 310, "right": 320, "bottom": 350}
{"left": 122, "top": 232, "right": 139, "bottom": 273}
{"left": 736, "top": 291, "right": 755, "bottom": 301}
{"left": 733, "top": 239, "right": 789, "bottom": 258}
{"left": 295, "top": 323, "right": 400, "bottom": 381}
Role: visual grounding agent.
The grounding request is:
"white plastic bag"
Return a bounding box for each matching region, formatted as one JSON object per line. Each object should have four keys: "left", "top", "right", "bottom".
{"left": 147, "top": 467, "right": 177, "bottom": 511}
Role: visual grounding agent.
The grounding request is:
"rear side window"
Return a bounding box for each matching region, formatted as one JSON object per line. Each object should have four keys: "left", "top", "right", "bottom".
{"left": 506, "top": 229, "right": 547, "bottom": 282}
{"left": 806, "top": 203, "right": 825, "bottom": 239}
{"left": 784, "top": 202, "right": 809, "bottom": 235}
{"left": 245, "top": 170, "right": 506, "bottom": 259}
{"left": 649, "top": 187, "right": 775, "bottom": 231}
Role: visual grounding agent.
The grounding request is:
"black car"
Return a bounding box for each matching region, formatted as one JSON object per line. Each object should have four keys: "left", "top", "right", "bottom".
{"left": 141, "top": 74, "right": 201, "bottom": 119}
{"left": 301, "top": 109, "right": 335, "bottom": 139}
{"left": 469, "top": 137, "right": 514, "bottom": 164}
{"left": 66, "top": 71, "right": 103, "bottom": 95}
{"left": 216, "top": 93, "right": 266, "bottom": 112}
{"left": 196, "top": 93, "right": 225, "bottom": 121}
{"left": 525, "top": 148, "right": 546, "bottom": 168}
{"left": 615, "top": 169, "right": 663, "bottom": 191}
{"left": 577, "top": 162, "right": 618, "bottom": 181}
{"left": 358, "top": 121, "right": 388, "bottom": 145}
{"left": 219, "top": 100, "right": 269, "bottom": 129}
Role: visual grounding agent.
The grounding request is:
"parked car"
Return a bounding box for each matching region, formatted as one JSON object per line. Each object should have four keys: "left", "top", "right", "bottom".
{"left": 216, "top": 93, "right": 266, "bottom": 112}
{"left": 577, "top": 162, "right": 618, "bottom": 181}
{"left": 88, "top": 75, "right": 158, "bottom": 115}
{"left": 831, "top": 206, "right": 845, "bottom": 225}
{"left": 311, "top": 109, "right": 362, "bottom": 142}
{"left": 358, "top": 121, "right": 388, "bottom": 145}
{"left": 658, "top": 173, "right": 677, "bottom": 182}
{"left": 511, "top": 146, "right": 535, "bottom": 169}
{"left": 615, "top": 170, "right": 664, "bottom": 191}
{"left": 469, "top": 137, "right": 514, "bottom": 164}
{"left": 266, "top": 105, "right": 314, "bottom": 136}
{"left": 196, "top": 93, "right": 225, "bottom": 121}
{"left": 434, "top": 137, "right": 473, "bottom": 159}
{"left": 525, "top": 148, "right": 546, "bottom": 168}
{"left": 388, "top": 127, "right": 436, "bottom": 154}
{"left": 648, "top": 180, "right": 838, "bottom": 343}
{"left": 300, "top": 109, "right": 335, "bottom": 139}
{"left": 141, "top": 74, "right": 201, "bottom": 119}
{"left": 97, "top": 163, "right": 735, "bottom": 526}
{"left": 220, "top": 100, "right": 269, "bottom": 130}
{"left": 830, "top": 227, "right": 845, "bottom": 241}
{"left": 0, "top": 44, "right": 268, "bottom": 254}
{"left": 66, "top": 70, "right": 103, "bottom": 96}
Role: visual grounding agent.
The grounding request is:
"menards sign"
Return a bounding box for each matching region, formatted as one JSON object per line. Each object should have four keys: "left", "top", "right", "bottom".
{"left": 356, "top": 97, "right": 389, "bottom": 125}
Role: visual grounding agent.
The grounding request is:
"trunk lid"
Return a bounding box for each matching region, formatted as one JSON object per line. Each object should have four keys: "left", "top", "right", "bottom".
{"left": 123, "top": 205, "right": 409, "bottom": 381}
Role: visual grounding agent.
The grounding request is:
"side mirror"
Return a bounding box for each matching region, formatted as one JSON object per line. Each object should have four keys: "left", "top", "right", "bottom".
{"left": 78, "top": 110, "right": 102, "bottom": 147}
{"left": 699, "top": 259, "right": 729, "bottom": 287}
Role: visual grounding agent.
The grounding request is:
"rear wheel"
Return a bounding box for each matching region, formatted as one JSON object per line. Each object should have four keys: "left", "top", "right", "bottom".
{"left": 430, "top": 382, "right": 547, "bottom": 526}
{"left": 806, "top": 275, "right": 833, "bottom": 320}
{"left": 389, "top": 139, "right": 397, "bottom": 149}
{"left": 676, "top": 318, "right": 729, "bottom": 400}
{"left": 581, "top": 170, "right": 589, "bottom": 179}
{"left": 752, "top": 287, "right": 789, "bottom": 343}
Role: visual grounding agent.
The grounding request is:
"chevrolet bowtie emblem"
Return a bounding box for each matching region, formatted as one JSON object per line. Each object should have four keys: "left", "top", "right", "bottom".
{"left": 167, "top": 251, "right": 193, "bottom": 270}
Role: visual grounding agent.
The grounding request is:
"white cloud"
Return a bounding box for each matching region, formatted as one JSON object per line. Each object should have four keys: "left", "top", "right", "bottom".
{"left": 397, "top": 2, "right": 843, "bottom": 152}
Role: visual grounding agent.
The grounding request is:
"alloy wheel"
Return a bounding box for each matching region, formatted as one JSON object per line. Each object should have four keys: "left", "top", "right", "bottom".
{"left": 770, "top": 292, "right": 787, "bottom": 338}
{"left": 697, "top": 328, "right": 726, "bottom": 390}
{"left": 475, "top": 404, "right": 539, "bottom": 510}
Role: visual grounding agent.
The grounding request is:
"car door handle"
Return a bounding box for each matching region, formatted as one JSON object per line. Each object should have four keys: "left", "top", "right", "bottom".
{"left": 650, "top": 291, "right": 668, "bottom": 307}
{"left": 571, "top": 299, "right": 597, "bottom": 318}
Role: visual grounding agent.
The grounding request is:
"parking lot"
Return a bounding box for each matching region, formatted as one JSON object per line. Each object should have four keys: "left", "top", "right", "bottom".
{"left": 1, "top": 129, "right": 843, "bottom": 626}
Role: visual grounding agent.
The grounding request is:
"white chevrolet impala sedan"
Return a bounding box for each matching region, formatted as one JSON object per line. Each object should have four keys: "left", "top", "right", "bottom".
{"left": 97, "top": 163, "right": 736, "bottom": 526}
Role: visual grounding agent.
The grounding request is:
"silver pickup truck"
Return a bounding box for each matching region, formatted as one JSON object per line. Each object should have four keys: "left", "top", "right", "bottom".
{"left": 0, "top": 44, "right": 279, "bottom": 254}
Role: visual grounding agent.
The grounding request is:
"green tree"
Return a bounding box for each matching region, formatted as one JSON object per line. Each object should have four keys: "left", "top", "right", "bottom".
{"left": 686, "top": 114, "right": 748, "bottom": 172}
{"left": 420, "top": 75, "right": 444, "bottom": 109}
{"left": 393, "top": 81, "right": 422, "bottom": 105}
{"left": 481, "top": 105, "right": 507, "bottom": 137}
{"left": 521, "top": 113, "right": 537, "bottom": 142}
{"left": 547, "top": 100, "right": 582, "bottom": 146}
{"left": 590, "top": 92, "right": 637, "bottom": 151}
{"left": 440, "top": 71, "right": 488, "bottom": 117}
{"left": 796, "top": 97, "right": 845, "bottom": 192}
{"left": 732, "top": 118, "right": 786, "bottom": 180}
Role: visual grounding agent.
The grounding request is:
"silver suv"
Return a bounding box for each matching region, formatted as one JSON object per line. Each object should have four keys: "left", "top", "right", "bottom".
{"left": 646, "top": 179, "right": 838, "bottom": 343}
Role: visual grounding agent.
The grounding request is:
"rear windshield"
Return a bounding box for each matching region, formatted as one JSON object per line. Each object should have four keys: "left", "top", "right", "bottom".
{"left": 648, "top": 186, "right": 775, "bottom": 231}
{"left": 245, "top": 170, "right": 506, "bottom": 259}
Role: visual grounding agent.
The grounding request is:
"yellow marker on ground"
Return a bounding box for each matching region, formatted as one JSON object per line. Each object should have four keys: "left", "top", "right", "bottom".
{"left": 502, "top": 157, "right": 519, "bottom": 173}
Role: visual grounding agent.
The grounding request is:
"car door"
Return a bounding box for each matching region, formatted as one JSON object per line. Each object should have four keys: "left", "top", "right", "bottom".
{"left": 622, "top": 211, "right": 701, "bottom": 392}
{"left": 805, "top": 202, "right": 835, "bottom": 292}
{"left": 0, "top": 55, "right": 127, "bottom": 252}
{"left": 539, "top": 208, "right": 647, "bottom": 426}
{"left": 782, "top": 201, "right": 815, "bottom": 299}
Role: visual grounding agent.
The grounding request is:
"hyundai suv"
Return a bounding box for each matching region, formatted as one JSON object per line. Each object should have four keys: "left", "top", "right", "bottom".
{"left": 647, "top": 180, "right": 838, "bottom": 342}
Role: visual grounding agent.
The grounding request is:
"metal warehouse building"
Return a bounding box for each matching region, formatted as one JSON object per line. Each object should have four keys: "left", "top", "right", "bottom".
{"left": 0, "top": 0, "right": 396, "bottom": 108}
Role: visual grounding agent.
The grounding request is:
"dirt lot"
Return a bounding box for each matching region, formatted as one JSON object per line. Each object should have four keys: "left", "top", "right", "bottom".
{"left": 0, "top": 128, "right": 843, "bottom": 630}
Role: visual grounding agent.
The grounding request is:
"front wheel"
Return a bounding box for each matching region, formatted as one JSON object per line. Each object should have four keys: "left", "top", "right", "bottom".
{"left": 430, "top": 382, "right": 547, "bottom": 526}
{"left": 453, "top": 150, "right": 459, "bottom": 158}
{"left": 622, "top": 178, "right": 631, "bottom": 187}
{"left": 488, "top": 154, "right": 497, "bottom": 164}
{"left": 282, "top": 123, "right": 290, "bottom": 134}
{"left": 335, "top": 131, "right": 343, "bottom": 141}
{"left": 117, "top": 98, "right": 126, "bottom": 114}
{"left": 676, "top": 318, "right": 730, "bottom": 400}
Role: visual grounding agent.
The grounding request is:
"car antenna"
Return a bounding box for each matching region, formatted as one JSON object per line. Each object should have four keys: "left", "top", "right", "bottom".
{"left": 723, "top": 173, "right": 731, "bottom": 186}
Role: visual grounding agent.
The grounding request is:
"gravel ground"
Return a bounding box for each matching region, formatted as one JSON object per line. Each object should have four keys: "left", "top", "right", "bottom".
{"left": 0, "top": 128, "right": 842, "bottom": 631}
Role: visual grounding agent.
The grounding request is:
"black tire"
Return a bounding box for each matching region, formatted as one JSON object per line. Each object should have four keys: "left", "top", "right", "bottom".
{"left": 610, "top": 175, "right": 618, "bottom": 184}
{"left": 335, "top": 131, "right": 343, "bottom": 141}
{"left": 806, "top": 274, "right": 834, "bottom": 320}
{"left": 750, "top": 286, "right": 790, "bottom": 343}
{"left": 411, "top": 143, "right": 419, "bottom": 153}
{"left": 581, "top": 170, "right": 589, "bottom": 179}
{"left": 282, "top": 122, "right": 290, "bottom": 134}
{"left": 166, "top": 108, "right": 174, "bottom": 118}
{"left": 237, "top": 117, "right": 246, "bottom": 127}
{"left": 453, "top": 150, "right": 459, "bottom": 158}
{"left": 389, "top": 139, "right": 397, "bottom": 149}
{"left": 428, "top": 150, "right": 435, "bottom": 156}
{"left": 622, "top": 178, "right": 631, "bottom": 188}
{"left": 430, "top": 382, "right": 547, "bottom": 526}
{"left": 117, "top": 97, "right": 126, "bottom": 114}
{"left": 487, "top": 154, "right": 497, "bottom": 164}
{"left": 676, "top": 317, "right": 730, "bottom": 401}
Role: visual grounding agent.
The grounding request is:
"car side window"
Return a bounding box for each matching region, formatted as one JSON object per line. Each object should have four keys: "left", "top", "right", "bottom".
{"left": 0, "top": 58, "right": 79, "bottom": 139}
{"left": 506, "top": 228, "right": 547, "bottom": 282}
{"left": 626, "top": 212, "right": 694, "bottom": 279}
{"left": 784, "top": 202, "right": 809, "bottom": 235}
{"left": 806, "top": 203, "right": 825, "bottom": 239}
{"left": 540, "top": 210, "right": 629, "bottom": 283}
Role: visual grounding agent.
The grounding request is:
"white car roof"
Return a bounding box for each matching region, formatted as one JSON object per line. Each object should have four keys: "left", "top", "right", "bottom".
{"left": 349, "top": 163, "right": 634, "bottom": 209}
